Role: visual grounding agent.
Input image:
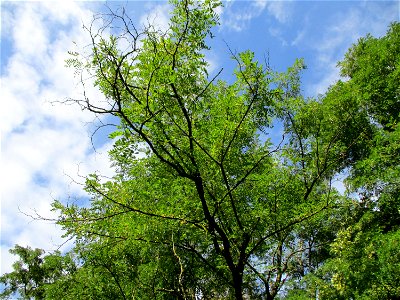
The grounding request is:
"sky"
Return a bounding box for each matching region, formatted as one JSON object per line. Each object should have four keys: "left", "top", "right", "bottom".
{"left": 1, "top": 0, "right": 399, "bottom": 276}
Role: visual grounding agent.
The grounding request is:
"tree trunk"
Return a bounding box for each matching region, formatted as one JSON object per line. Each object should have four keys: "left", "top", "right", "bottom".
{"left": 233, "top": 272, "right": 244, "bottom": 300}
{"left": 266, "top": 293, "right": 275, "bottom": 300}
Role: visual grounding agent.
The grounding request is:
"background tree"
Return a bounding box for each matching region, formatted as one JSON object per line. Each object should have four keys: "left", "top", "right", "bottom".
{"left": 282, "top": 22, "right": 400, "bottom": 300}
{"left": 0, "top": 245, "right": 76, "bottom": 300}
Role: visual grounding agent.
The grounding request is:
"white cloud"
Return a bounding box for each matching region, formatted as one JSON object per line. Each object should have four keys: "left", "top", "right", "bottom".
{"left": 140, "top": 3, "right": 171, "bottom": 33}
{"left": 1, "top": 1, "right": 115, "bottom": 275}
{"left": 13, "top": 5, "right": 49, "bottom": 58}
{"left": 308, "top": 2, "right": 398, "bottom": 96}
{"left": 265, "top": 1, "right": 292, "bottom": 24}
{"left": 220, "top": 0, "right": 292, "bottom": 32}
{"left": 291, "top": 27, "right": 307, "bottom": 47}
{"left": 308, "top": 63, "right": 340, "bottom": 96}
{"left": 220, "top": 1, "right": 264, "bottom": 32}
{"left": 268, "top": 27, "right": 288, "bottom": 46}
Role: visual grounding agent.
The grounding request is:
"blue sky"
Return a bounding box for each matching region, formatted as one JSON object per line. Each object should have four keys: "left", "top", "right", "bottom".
{"left": 1, "top": 0, "right": 398, "bottom": 275}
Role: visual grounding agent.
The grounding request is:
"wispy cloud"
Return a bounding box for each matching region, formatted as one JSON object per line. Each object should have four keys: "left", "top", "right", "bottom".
{"left": 268, "top": 27, "right": 288, "bottom": 46}
{"left": 220, "top": 2, "right": 259, "bottom": 32}
{"left": 140, "top": 2, "right": 172, "bottom": 33}
{"left": 291, "top": 29, "right": 306, "bottom": 46}
{"left": 221, "top": 0, "right": 292, "bottom": 32}
{"left": 264, "top": 1, "right": 292, "bottom": 24}
{"left": 307, "top": 1, "right": 398, "bottom": 96}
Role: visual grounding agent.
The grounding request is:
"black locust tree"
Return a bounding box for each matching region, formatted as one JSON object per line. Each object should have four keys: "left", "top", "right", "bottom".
{"left": 2, "top": 1, "right": 364, "bottom": 299}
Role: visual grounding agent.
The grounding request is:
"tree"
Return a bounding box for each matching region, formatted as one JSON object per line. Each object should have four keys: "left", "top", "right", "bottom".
{"left": 2, "top": 1, "right": 397, "bottom": 299}
{"left": 282, "top": 22, "right": 400, "bottom": 300}
{"left": 0, "top": 245, "right": 76, "bottom": 300}
{"left": 317, "top": 22, "right": 400, "bottom": 300}
{"left": 338, "top": 22, "right": 400, "bottom": 130}
{"left": 57, "top": 0, "right": 347, "bottom": 298}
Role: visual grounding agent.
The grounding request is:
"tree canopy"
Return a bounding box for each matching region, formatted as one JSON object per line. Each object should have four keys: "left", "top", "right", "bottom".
{"left": 1, "top": 0, "right": 399, "bottom": 299}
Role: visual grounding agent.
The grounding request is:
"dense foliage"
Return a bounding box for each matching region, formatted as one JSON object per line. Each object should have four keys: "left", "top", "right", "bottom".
{"left": 1, "top": 0, "right": 399, "bottom": 298}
